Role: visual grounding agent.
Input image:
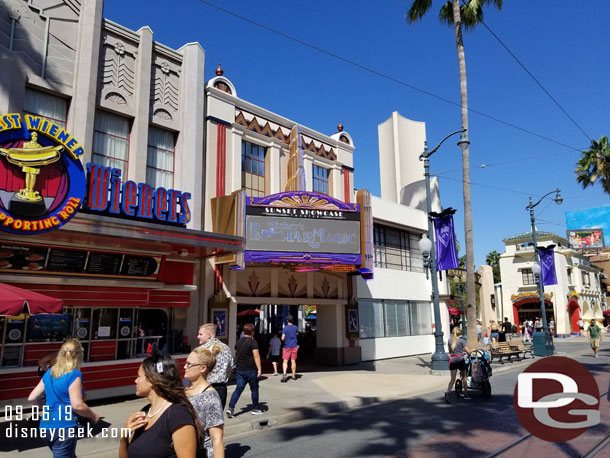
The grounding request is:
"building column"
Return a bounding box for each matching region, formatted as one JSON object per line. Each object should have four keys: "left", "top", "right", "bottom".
{"left": 315, "top": 302, "right": 360, "bottom": 365}
{"left": 268, "top": 144, "right": 281, "bottom": 195}
{"left": 304, "top": 156, "right": 313, "bottom": 192}
{"left": 69, "top": 0, "right": 103, "bottom": 165}
{"left": 176, "top": 42, "right": 205, "bottom": 231}
{"left": 127, "top": 27, "right": 153, "bottom": 184}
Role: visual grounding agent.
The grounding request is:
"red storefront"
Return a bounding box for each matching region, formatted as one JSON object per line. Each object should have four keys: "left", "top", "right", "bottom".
{"left": 0, "top": 213, "right": 242, "bottom": 407}
{"left": 0, "top": 116, "right": 243, "bottom": 407}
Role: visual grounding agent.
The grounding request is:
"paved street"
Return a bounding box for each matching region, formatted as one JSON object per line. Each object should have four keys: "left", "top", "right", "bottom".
{"left": 222, "top": 340, "right": 609, "bottom": 458}
{"left": 1, "top": 338, "right": 607, "bottom": 457}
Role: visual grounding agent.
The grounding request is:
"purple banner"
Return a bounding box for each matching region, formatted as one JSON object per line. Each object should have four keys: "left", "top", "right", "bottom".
{"left": 539, "top": 246, "right": 557, "bottom": 285}
{"left": 433, "top": 215, "right": 459, "bottom": 271}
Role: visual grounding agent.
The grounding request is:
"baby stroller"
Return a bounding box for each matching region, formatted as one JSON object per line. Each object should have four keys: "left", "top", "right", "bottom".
{"left": 455, "top": 349, "right": 492, "bottom": 398}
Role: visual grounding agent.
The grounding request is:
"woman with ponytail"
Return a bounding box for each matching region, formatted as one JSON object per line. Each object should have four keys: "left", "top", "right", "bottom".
{"left": 28, "top": 338, "right": 100, "bottom": 458}
{"left": 120, "top": 350, "right": 203, "bottom": 458}
{"left": 184, "top": 345, "right": 225, "bottom": 458}
{"left": 445, "top": 327, "right": 471, "bottom": 403}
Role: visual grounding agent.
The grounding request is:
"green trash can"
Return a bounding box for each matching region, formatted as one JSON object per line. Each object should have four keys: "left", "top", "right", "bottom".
{"left": 533, "top": 332, "right": 554, "bottom": 356}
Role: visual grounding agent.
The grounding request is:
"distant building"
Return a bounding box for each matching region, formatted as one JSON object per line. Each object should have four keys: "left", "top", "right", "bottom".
{"left": 499, "top": 230, "right": 607, "bottom": 335}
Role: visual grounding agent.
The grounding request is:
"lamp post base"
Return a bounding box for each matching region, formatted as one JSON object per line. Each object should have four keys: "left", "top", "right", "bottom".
{"left": 544, "top": 331, "right": 555, "bottom": 356}
{"left": 430, "top": 351, "right": 450, "bottom": 374}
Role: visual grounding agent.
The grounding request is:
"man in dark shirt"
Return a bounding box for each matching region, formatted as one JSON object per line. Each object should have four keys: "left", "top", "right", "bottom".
{"left": 281, "top": 315, "right": 299, "bottom": 382}
{"left": 502, "top": 317, "right": 513, "bottom": 341}
{"left": 226, "top": 323, "right": 262, "bottom": 417}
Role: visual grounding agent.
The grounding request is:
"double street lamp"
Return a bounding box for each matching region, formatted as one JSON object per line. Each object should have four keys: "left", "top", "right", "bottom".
{"left": 418, "top": 128, "right": 466, "bottom": 373}
{"left": 526, "top": 188, "right": 563, "bottom": 356}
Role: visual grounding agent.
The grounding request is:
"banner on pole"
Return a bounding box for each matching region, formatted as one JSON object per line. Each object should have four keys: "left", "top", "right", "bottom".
{"left": 433, "top": 214, "right": 459, "bottom": 271}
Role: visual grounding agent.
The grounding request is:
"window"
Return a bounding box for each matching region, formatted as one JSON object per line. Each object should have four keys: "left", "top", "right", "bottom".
{"left": 410, "top": 301, "right": 433, "bottom": 335}
{"left": 582, "top": 271, "right": 590, "bottom": 287}
{"left": 359, "top": 299, "right": 431, "bottom": 339}
{"left": 358, "top": 300, "right": 385, "bottom": 338}
{"left": 567, "top": 268, "right": 573, "bottom": 284}
{"left": 312, "top": 164, "right": 329, "bottom": 195}
{"left": 522, "top": 268, "right": 535, "bottom": 285}
{"left": 384, "top": 300, "right": 410, "bottom": 337}
{"left": 146, "top": 126, "right": 175, "bottom": 188}
{"left": 24, "top": 88, "right": 68, "bottom": 129}
{"left": 373, "top": 224, "right": 424, "bottom": 273}
{"left": 241, "top": 141, "right": 265, "bottom": 197}
{"left": 92, "top": 110, "right": 130, "bottom": 177}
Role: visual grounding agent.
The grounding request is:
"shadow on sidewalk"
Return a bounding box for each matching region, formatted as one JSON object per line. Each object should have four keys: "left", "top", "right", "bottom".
{"left": 227, "top": 392, "right": 520, "bottom": 457}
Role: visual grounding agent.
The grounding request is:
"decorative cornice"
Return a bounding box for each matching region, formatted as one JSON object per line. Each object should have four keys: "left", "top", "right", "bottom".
{"left": 235, "top": 111, "right": 337, "bottom": 160}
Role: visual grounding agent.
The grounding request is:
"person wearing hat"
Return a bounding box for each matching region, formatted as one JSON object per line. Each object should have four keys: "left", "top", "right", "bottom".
{"left": 281, "top": 315, "right": 298, "bottom": 382}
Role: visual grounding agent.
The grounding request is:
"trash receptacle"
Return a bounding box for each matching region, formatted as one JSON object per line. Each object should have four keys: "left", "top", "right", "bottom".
{"left": 533, "top": 332, "right": 553, "bottom": 356}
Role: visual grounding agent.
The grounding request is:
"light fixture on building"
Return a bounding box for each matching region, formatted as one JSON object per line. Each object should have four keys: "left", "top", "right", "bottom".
{"left": 178, "top": 249, "right": 189, "bottom": 257}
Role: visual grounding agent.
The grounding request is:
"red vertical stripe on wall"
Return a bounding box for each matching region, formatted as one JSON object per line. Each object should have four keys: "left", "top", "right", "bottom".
{"left": 216, "top": 123, "right": 226, "bottom": 197}
{"left": 343, "top": 169, "right": 350, "bottom": 203}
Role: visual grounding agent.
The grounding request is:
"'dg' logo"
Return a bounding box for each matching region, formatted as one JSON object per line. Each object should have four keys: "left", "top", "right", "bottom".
{"left": 0, "top": 113, "right": 86, "bottom": 235}
{"left": 514, "top": 356, "right": 600, "bottom": 442}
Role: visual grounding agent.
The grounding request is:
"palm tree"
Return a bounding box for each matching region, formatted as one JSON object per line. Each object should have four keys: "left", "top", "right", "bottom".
{"left": 576, "top": 136, "right": 610, "bottom": 196}
{"left": 485, "top": 250, "right": 501, "bottom": 283}
{"left": 407, "top": 0, "right": 503, "bottom": 348}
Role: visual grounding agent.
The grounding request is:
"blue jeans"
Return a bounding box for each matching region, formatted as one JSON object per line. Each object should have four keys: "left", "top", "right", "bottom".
{"left": 229, "top": 370, "right": 259, "bottom": 409}
{"left": 47, "top": 428, "right": 77, "bottom": 458}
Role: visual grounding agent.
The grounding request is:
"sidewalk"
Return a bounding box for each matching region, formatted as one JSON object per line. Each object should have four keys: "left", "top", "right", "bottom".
{"left": 0, "top": 338, "right": 583, "bottom": 458}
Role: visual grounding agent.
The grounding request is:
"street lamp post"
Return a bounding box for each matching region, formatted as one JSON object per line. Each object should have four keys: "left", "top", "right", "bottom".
{"left": 419, "top": 128, "right": 466, "bottom": 373}
{"left": 526, "top": 188, "right": 563, "bottom": 356}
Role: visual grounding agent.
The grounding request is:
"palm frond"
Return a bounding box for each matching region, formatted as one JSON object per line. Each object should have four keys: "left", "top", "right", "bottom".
{"left": 575, "top": 135, "right": 610, "bottom": 194}
{"left": 436, "top": 0, "right": 502, "bottom": 30}
{"left": 406, "top": 0, "right": 433, "bottom": 24}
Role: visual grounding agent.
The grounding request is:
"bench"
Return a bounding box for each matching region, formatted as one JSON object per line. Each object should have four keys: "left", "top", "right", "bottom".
{"left": 489, "top": 342, "right": 521, "bottom": 364}
{"left": 508, "top": 340, "right": 535, "bottom": 359}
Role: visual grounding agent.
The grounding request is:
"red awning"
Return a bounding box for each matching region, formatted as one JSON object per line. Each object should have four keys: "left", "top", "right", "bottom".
{"left": 0, "top": 283, "right": 63, "bottom": 316}
{"left": 237, "top": 308, "right": 261, "bottom": 318}
{"left": 603, "top": 309, "right": 610, "bottom": 315}
{"left": 448, "top": 307, "right": 464, "bottom": 315}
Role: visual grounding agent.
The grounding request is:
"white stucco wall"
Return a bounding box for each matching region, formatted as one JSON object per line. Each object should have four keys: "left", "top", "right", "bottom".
{"left": 354, "top": 195, "right": 450, "bottom": 360}
{"left": 360, "top": 335, "right": 434, "bottom": 361}
{"left": 499, "top": 232, "right": 606, "bottom": 335}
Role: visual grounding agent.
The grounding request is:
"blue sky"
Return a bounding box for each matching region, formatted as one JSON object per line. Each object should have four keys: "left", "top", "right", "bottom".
{"left": 104, "top": 0, "right": 610, "bottom": 267}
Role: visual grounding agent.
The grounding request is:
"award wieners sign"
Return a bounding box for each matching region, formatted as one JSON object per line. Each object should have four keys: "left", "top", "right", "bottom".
{"left": 0, "top": 113, "right": 86, "bottom": 235}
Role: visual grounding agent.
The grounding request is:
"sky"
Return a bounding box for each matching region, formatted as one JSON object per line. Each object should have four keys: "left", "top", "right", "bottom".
{"left": 103, "top": 0, "right": 610, "bottom": 267}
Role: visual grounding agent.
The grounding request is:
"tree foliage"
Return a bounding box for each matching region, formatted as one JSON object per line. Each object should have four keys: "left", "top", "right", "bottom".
{"left": 485, "top": 250, "right": 501, "bottom": 283}
{"left": 575, "top": 136, "right": 610, "bottom": 196}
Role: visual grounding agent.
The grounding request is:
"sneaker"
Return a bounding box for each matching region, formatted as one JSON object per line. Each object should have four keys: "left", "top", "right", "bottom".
{"left": 463, "top": 394, "right": 472, "bottom": 400}
{"left": 292, "top": 375, "right": 297, "bottom": 381}
{"left": 273, "top": 372, "right": 279, "bottom": 376}
{"left": 225, "top": 407, "right": 234, "bottom": 418}
{"left": 444, "top": 392, "right": 451, "bottom": 404}
{"left": 251, "top": 408, "right": 264, "bottom": 415}
{"left": 281, "top": 375, "right": 289, "bottom": 383}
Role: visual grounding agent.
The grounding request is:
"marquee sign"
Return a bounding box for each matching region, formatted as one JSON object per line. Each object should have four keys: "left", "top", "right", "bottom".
{"left": 0, "top": 114, "right": 86, "bottom": 235}
{"left": 245, "top": 191, "right": 362, "bottom": 265}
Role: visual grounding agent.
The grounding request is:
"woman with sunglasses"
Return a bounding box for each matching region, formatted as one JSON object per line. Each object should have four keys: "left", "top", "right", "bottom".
{"left": 184, "top": 346, "right": 225, "bottom": 458}
{"left": 120, "top": 351, "right": 203, "bottom": 458}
